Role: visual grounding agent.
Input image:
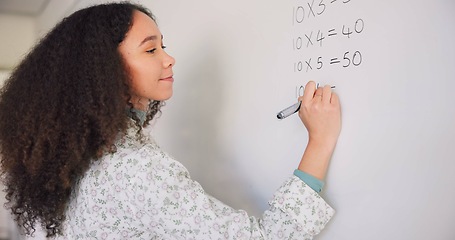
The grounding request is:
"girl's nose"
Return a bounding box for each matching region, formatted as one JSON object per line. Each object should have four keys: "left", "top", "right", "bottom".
{"left": 163, "top": 52, "right": 175, "bottom": 68}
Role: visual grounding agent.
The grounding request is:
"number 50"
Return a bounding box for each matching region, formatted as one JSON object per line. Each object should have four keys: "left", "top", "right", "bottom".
{"left": 343, "top": 51, "right": 362, "bottom": 67}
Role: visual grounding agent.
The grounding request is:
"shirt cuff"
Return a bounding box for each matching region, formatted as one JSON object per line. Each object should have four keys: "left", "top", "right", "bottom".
{"left": 293, "top": 169, "right": 324, "bottom": 193}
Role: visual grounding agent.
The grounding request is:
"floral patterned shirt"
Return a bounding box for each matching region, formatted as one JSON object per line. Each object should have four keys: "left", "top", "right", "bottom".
{"left": 58, "top": 124, "right": 335, "bottom": 239}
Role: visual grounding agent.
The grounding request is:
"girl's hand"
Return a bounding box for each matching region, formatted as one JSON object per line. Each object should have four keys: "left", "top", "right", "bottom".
{"left": 298, "top": 81, "right": 341, "bottom": 148}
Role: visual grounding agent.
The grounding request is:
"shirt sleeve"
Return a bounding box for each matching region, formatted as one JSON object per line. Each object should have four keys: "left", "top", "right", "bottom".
{"left": 293, "top": 169, "right": 325, "bottom": 193}
{"left": 127, "top": 143, "right": 335, "bottom": 239}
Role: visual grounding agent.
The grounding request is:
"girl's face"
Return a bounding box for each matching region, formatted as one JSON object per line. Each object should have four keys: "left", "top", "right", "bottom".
{"left": 119, "top": 10, "right": 175, "bottom": 110}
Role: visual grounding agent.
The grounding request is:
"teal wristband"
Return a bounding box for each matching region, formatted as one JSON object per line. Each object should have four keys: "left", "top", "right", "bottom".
{"left": 293, "top": 169, "right": 324, "bottom": 193}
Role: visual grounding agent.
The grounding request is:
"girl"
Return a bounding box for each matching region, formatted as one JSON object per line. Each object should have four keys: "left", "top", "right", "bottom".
{"left": 0, "top": 2, "right": 341, "bottom": 239}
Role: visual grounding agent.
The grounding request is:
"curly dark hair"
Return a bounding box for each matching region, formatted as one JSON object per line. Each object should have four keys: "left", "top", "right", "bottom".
{"left": 0, "top": 2, "right": 163, "bottom": 237}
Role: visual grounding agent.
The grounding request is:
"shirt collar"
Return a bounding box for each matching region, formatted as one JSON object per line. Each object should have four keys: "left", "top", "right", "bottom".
{"left": 126, "top": 108, "right": 147, "bottom": 125}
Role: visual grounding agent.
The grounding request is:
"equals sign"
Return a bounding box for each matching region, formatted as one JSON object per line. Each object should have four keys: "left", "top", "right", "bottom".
{"left": 328, "top": 29, "right": 337, "bottom": 37}
{"left": 330, "top": 58, "right": 340, "bottom": 64}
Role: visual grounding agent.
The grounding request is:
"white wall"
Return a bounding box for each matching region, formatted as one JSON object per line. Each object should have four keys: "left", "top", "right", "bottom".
{"left": 0, "top": 14, "right": 35, "bottom": 70}
{"left": 35, "top": 0, "right": 77, "bottom": 38}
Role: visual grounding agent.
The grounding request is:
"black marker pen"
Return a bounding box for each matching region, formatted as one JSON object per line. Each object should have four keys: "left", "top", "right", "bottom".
{"left": 277, "top": 102, "right": 301, "bottom": 119}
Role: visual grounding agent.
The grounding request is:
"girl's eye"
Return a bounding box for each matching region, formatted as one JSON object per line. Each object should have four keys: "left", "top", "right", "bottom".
{"left": 146, "top": 46, "right": 166, "bottom": 54}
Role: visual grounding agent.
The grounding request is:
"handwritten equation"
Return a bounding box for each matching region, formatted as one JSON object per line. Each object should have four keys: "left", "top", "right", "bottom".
{"left": 293, "top": 0, "right": 352, "bottom": 24}
{"left": 294, "top": 50, "right": 362, "bottom": 72}
{"left": 292, "top": 18, "right": 364, "bottom": 49}
{"left": 291, "top": 0, "right": 364, "bottom": 96}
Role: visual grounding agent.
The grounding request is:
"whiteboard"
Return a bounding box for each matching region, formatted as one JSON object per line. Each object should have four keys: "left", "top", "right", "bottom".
{"left": 71, "top": 0, "right": 455, "bottom": 239}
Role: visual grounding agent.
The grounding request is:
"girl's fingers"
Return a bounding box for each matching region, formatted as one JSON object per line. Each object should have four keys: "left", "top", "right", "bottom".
{"left": 301, "top": 81, "right": 317, "bottom": 103}
{"left": 314, "top": 87, "right": 323, "bottom": 101}
{"left": 322, "top": 85, "right": 332, "bottom": 103}
{"left": 298, "top": 82, "right": 336, "bottom": 105}
{"left": 331, "top": 92, "right": 340, "bottom": 106}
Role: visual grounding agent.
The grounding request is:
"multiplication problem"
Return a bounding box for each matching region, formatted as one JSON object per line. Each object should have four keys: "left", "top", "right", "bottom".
{"left": 293, "top": 50, "right": 362, "bottom": 72}
{"left": 293, "top": 0, "right": 352, "bottom": 24}
{"left": 292, "top": 18, "right": 364, "bottom": 50}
